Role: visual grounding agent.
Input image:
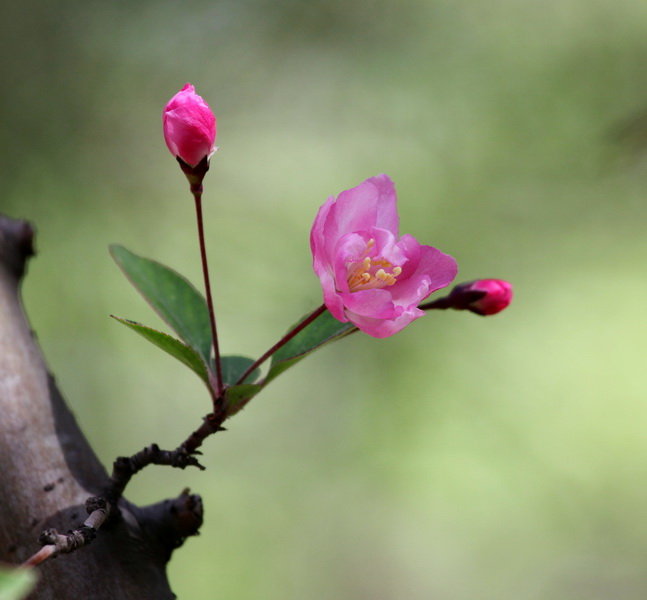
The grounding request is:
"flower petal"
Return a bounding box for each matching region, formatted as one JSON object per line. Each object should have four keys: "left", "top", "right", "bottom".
{"left": 339, "top": 289, "right": 399, "bottom": 319}
{"left": 332, "top": 232, "right": 369, "bottom": 294}
{"left": 346, "top": 306, "right": 424, "bottom": 338}
{"left": 318, "top": 268, "right": 347, "bottom": 322}
{"left": 329, "top": 175, "right": 399, "bottom": 240}
{"left": 311, "top": 197, "right": 348, "bottom": 320}
{"left": 389, "top": 239, "right": 458, "bottom": 306}
{"left": 310, "top": 197, "right": 335, "bottom": 263}
{"left": 370, "top": 174, "right": 399, "bottom": 233}
{"left": 368, "top": 227, "right": 407, "bottom": 266}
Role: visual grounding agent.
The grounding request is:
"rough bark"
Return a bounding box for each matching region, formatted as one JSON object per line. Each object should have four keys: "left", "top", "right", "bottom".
{"left": 0, "top": 215, "right": 200, "bottom": 599}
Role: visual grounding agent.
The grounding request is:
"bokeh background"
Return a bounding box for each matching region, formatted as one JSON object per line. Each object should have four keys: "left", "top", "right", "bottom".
{"left": 2, "top": 0, "right": 647, "bottom": 598}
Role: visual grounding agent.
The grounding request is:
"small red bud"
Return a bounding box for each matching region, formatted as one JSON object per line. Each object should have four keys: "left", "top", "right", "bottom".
{"left": 449, "top": 279, "right": 513, "bottom": 316}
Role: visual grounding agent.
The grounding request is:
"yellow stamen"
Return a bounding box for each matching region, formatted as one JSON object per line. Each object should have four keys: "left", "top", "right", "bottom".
{"left": 346, "top": 239, "right": 403, "bottom": 292}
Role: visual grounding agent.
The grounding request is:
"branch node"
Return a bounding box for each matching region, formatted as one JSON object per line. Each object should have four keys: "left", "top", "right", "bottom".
{"left": 38, "top": 529, "right": 59, "bottom": 546}
{"left": 85, "top": 495, "right": 107, "bottom": 514}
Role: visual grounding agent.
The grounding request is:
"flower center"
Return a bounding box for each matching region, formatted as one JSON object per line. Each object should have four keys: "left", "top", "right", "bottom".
{"left": 347, "top": 238, "right": 402, "bottom": 292}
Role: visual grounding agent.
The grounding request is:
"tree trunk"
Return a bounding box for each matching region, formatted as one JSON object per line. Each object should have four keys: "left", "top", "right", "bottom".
{"left": 0, "top": 215, "right": 200, "bottom": 599}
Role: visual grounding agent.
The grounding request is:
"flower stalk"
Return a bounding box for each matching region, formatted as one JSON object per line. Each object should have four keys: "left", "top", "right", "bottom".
{"left": 192, "top": 187, "right": 224, "bottom": 399}
{"left": 234, "top": 304, "right": 327, "bottom": 386}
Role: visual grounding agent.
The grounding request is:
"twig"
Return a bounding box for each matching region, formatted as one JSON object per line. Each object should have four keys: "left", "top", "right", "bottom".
{"left": 107, "top": 443, "right": 206, "bottom": 503}
{"left": 179, "top": 412, "right": 227, "bottom": 455}
{"left": 25, "top": 442, "right": 208, "bottom": 568}
{"left": 22, "top": 497, "right": 109, "bottom": 567}
{"left": 23, "top": 290, "right": 460, "bottom": 570}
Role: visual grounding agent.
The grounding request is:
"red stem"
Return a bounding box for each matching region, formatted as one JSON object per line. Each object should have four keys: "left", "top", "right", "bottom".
{"left": 193, "top": 189, "right": 224, "bottom": 398}
{"left": 418, "top": 295, "right": 453, "bottom": 311}
{"left": 234, "top": 304, "right": 327, "bottom": 385}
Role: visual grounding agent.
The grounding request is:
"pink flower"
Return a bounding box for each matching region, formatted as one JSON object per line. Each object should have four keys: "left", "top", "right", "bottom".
{"left": 310, "top": 175, "right": 458, "bottom": 338}
{"left": 163, "top": 84, "right": 216, "bottom": 167}
{"left": 449, "top": 279, "right": 513, "bottom": 315}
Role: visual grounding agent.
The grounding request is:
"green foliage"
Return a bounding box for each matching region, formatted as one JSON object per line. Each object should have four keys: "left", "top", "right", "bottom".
{"left": 110, "top": 247, "right": 353, "bottom": 408}
{"left": 220, "top": 356, "right": 260, "bottom": 386}
{"left": 110, "top": 245, "right": 212, "bottom": 364}
{"left": 0, "top": 566, "right": 37, "bottom": 600}
{"left": 224, "top": 383, "right": 264, "bottom": 415}
{"left": 110, "top": 321, "right": 265, "bottom": 392}
{"left": 110, "top": 317, "right": 209, "bottom": 384}
{"left": 225, "top": 309, "right": 354, "bottom": 415}
{"left": 266, "top": 310, "right": 355, "bottom": 384}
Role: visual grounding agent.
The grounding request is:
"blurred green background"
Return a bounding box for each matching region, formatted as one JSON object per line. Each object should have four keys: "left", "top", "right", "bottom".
{"left": 2, "top": 0, "right": 647, "bottom": 598}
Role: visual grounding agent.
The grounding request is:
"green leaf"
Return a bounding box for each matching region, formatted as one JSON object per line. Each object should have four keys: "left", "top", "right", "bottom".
{"left": 224, "top": 383, "right": 264, "bottom": 416}
{"left": 111, "top": 316, "right": 209, "bottom": 384}
{"left": 265, "top": 309, "right": 355, "bottom": 384}
{"left": 223, "top": 311, "right": 354, "bottom": 417}
{"left": 220, "top": 355, "right": 260, "bottom": 386}
{"left": 110, "top": 245, "right": 212, "bottom": 363}
{"left": 0, "top": 566, "right": 37, "bottom": 600}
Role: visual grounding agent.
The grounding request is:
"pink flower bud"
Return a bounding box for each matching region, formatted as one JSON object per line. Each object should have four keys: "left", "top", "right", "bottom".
{"left": 163, "top": 84, "right": 216, "bottom": 167}
{"left": 449, "top": 279, "right": 513, "bottom": 315}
